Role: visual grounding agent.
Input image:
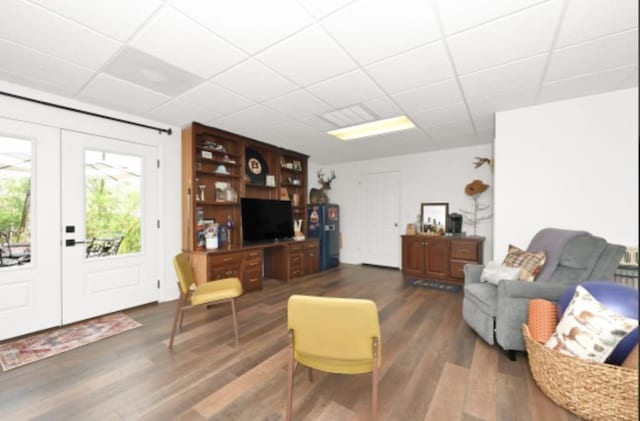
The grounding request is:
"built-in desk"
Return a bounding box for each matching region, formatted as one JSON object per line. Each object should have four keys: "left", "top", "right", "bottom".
{"left": 188, "top": 238, "right": 319, "bottom": 291}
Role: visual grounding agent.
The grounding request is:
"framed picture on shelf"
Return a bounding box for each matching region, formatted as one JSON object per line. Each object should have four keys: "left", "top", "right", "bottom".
{"left": 195, "top": 208, "right": 204, "bottom": 226}
{"left": 266, "top": 175, "right": 275, "bottom": 187}
{"left": 201, "top": 150, "right": 213, "bottom": 159}
{"left": 292, "top": 160, "right": 302, "bottom": 171}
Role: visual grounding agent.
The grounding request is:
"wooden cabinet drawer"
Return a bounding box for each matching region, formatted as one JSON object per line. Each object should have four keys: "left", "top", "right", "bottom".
{"left": 209, "top": 265, "right": 241, "bottom": 280}
{"left": 289, "top": 266, "right": 303, "bottom": 278}
{"left": 244, "top": 250, "right": 262, "bottom": 260}
{"left": 450, "top": 240, "right": 478, "bottom": 261}
{"left": 289, "top": 254, "right": 302, "bottom": 266}
{"left": 243, "top": 269, "right": 262, "bottom": 292}
{"left": 303, "top": 241, "right": 318, "bottom": 251}
{"left": 244, "top": 258, "right": 262, "bottom": 271}
{"left": 289, "top": 243, "right": 303, "bottom": 254}
{"left": 449, "top": 261, "right": 467, "bottom": 279}
{"left": 210, "top": 252, "right": 244, "bottom": 267}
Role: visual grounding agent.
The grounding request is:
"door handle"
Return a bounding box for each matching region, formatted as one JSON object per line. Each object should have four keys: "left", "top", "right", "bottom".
{"left": 65, "top": 239, "right": 89, "bottom": 247}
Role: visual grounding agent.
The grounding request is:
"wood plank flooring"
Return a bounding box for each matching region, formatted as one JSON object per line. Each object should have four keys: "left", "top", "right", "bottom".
{"left": 0, "top": 264, "right": 581, "bottom": 420}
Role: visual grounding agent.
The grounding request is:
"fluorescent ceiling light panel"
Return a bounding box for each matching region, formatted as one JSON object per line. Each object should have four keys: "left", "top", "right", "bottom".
{"left": 327, "top": 115, "right": 416, "bottom": 141}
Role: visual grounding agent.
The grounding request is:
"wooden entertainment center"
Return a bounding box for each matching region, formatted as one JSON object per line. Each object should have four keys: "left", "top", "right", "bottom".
{"left": 401, "top": 235, "right": 484, "bottom": 284}
{"left": 182, "top": 122, "right": 319, "bottom": 289}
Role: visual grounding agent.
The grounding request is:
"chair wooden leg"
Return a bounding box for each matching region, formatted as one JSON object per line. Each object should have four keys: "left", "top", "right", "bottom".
{"left": 372, "top": 337, "right": 379, "bottom": 421}
{"left": 168, "top": 294, "right": 184, "bottom": 350}
{"left": 231, "top": 298, "right": 239, "bottom": 347}
{"left": 308, "top": 366, "right": 313, "bottom": 382}
{"left": 286, "top": 330, "right": 295, "bottom": 421}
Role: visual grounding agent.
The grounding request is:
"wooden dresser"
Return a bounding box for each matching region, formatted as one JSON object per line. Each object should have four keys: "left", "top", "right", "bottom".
{"left": 402, "top": 235, "right": 484, "bottom": 284}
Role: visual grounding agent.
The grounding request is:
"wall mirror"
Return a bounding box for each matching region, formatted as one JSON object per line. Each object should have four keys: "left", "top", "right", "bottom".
{"left": 420, "top": 202, "right": 449, "bottom": 232}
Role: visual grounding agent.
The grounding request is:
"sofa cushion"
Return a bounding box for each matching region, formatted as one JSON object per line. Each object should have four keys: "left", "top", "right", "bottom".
{"left": 559, "top": 235, "right": 606, "bottom": 269}
{"left": 464, "top": 283, "right": 498, "bottom": 316}
{"left": 502, "top": 245, "right": 547, "bottom": 282}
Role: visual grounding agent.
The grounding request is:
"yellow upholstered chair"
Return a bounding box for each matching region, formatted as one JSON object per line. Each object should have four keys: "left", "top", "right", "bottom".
{"left": 169, "top": 253, "right": 243, "bottom": 350}
{"left": 286, "top": 295, "right": 382, "bottom": 421}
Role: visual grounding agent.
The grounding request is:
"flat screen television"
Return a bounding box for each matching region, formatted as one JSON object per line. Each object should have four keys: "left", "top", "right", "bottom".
{"left": 241, "top": 198, "right": 294, "bottom": 243}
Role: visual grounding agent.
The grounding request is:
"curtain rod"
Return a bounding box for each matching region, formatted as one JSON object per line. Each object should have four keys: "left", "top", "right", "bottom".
{"left": 0, "top": 90, "right": 172, "bottom": 135}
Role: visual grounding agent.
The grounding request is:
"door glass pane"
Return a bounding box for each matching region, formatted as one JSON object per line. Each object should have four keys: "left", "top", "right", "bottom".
{"left": 85, "top": 150, "right": 142, "bottom": 258}
{"left": 0, "top": 137, "right": 32, "bottom": 268}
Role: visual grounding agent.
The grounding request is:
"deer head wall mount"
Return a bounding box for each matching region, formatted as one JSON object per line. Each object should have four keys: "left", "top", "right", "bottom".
{"left": 309, "top": 169, "right": 336, "bottom": 205}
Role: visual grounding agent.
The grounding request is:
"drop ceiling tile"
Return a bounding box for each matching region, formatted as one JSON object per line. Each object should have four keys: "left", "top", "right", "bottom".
{"left": 557, "top": 0, "right": 638, "bottom": 47}
{"left": 365, "top": 41, "right": 454, "bottom": 94}
{"left": 256, "top": 25, "right": 357, "bottom": 86}
{"left": 271, "top": 121, "right": 319, "bottom": 138}
{"left": 430, "top": 130, "right": 478, "bottom": 148}
{"left": 392, "top": 79, "right": 463, "bottom": 113}
{"left": 410, "top": 103, "right": 469, "bottom": 128}
{"left": 212, "top": 59, "right": 298, "bottom": 102}
{"left": 300, "top": 115, "right": 338, "bottom": 131}
{"left": 0, "top": 39, "right": 93, "bottom": 94}
{"left": 225, "top": 104, "right": 290, "bottom": 127}
{"left": 467, "top": 88, "right": 538, "bottom": 117}
{"left": 179, "top": 82, "right": 254, "bottom": 115}
{"left": 472, "top": 113, "right": 495, "bottom": 130}
{"left": 459, "top": 54, "right": 547, "bottom": 100}
{"left": 298, "top": 0, "right": 355, "bottom": 18}
{"left": 0, "top": 0, "right": 120, "bottom": 69}
{"left": 79, "top": 73, "right": 169, "bottom": 113}
{"left": 539, "top": 65, "right": 637, "bottom": 103}
{"left": 322, "top": 0, "right": 440, "bottom": 65}
{"left": 546, "top": 29, "right": 638, "bottom": 82}
{"left": 263, "top": 90, "right": 332, "bottom": 118}
{"left": 476, "top": 128, "right": 496, "bottom": 144}
{"left": 147, "top": 100, "right": 215, "bottom": 127}
{"left": 306, "top": 70, "right": 384, "bottom": 108}
{"left": 103, "top": 47, "right": 202, "bottom": 96}
{"left": 362, "top": 96, "right": 403, "bottom": 118}
{"left": 447, "top": 0, "right": 563, "bottom": 74}
{"left": 131, "top": 7, "right": 247, "bottom": 79}
{"left": 424, "top": 118, "right": 474, "bottom": 139}
{"left": 27, "top": 0, "right": 162, "bottom": 42}
{"left": 435, "top": 0, "right": 547, "bottom": 35}
{"left": 619, "top": 68, "right": 638, "bottom": 88}
{"left": 171, "top": 0, "right": 313, "bottom": 54}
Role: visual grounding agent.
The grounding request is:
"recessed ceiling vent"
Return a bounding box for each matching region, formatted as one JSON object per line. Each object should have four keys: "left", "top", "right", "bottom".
{"left": 319, "top": 104, "right": 376, "bottom": 127}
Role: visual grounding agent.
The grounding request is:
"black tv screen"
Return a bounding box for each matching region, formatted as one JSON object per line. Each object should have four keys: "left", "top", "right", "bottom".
{"left": 241, "top": 198, "right": 294, "bottom": 243}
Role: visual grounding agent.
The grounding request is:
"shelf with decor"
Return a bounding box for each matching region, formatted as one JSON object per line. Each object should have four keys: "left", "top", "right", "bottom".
{"left": 182, "top": 122, "right": 316, "bottom": 289}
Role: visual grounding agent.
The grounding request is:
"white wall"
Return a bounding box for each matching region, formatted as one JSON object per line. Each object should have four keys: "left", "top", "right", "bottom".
{"left": 495, "top": 88, "right": 638, "bottom": 258}
{"left": 309, "top": 143, "right": 495, "bottom": 267}
{"left": 0, "top": 81, "right": 182, "bottom": 302}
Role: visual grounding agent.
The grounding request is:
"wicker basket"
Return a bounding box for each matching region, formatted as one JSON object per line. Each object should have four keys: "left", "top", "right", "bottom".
{"left": 523, "top": 324, "right": 638, "bottom": 421}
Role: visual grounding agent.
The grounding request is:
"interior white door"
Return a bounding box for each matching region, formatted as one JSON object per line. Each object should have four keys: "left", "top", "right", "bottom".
{"left": 61, "top": 131, "right": 159, "bottom": 324}
{"left": 0, "top": 118, "right": 60, "bottom": 341}
{"left": 359, "top": 171, "right": 400, "bottom": 268}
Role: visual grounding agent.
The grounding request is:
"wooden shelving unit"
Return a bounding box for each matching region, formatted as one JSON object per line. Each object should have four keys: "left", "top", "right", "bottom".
{"left": 181, "top": 123, "right": 319, "bottom": 290}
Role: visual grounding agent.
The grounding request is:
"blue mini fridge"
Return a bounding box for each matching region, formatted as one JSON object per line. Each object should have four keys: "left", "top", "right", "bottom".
{"left": 308, "top": 204, "right": 340, "bottom": 270}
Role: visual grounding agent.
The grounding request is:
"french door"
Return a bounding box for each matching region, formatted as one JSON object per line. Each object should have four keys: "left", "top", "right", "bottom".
{"left": 0, "top": 119, "right": 159, "bottom": 341}
{"left": 0, "top": 119, "right": 61, "bottom": 340}
{"left": 61, "top": 131, "right": 159, "bottom": 324}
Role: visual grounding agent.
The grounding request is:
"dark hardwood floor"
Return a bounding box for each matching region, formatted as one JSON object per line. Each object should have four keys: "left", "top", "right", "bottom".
{"left": 0, "top": 264, "right": 580, "bottom": 420}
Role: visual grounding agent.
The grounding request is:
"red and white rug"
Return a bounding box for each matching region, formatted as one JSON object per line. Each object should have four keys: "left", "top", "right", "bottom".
{"left": 0, "top": 312, "right": 141, "bottom": 371}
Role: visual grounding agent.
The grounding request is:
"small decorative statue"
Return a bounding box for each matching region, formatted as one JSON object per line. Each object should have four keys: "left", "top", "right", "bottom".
{"left": 459, "top": 179, "right": 493, "bottom": 236}
{"left": 309, "top": 169, "right": 336, "bottom": 205}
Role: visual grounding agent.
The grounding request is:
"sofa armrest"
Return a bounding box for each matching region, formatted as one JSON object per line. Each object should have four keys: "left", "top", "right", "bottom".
{"left": 497, "top": 280, "right": 573, "bottom": 302}
{"left": 464, "top": 264, "right": 484, "bottom": 285}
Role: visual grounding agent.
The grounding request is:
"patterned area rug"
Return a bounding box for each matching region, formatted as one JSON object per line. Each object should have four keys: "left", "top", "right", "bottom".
{"left": 411, "top": 279, "right": 462, "bottom": 293}
{"left": 0, "top": 312, "right": 141, "bottom": 371}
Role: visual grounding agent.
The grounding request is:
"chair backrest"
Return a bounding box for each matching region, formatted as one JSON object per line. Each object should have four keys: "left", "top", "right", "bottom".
{"left": 173, "top": 253, "right": 195, "bottom": 294}
{"left": 287, "top": 295, "right": 381, "bottom": 373}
